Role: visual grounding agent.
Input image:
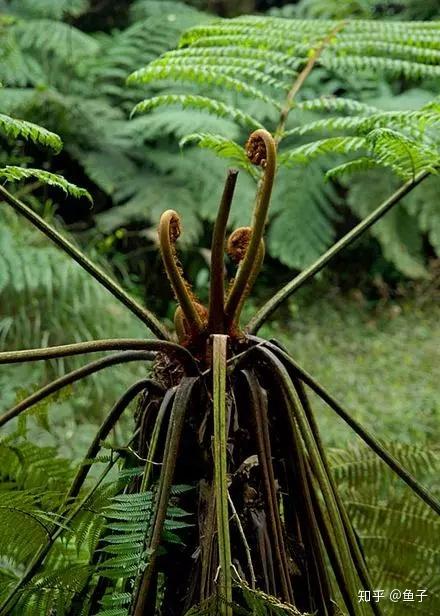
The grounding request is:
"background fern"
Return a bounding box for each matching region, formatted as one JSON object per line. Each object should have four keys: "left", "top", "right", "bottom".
{"left": 132, "top": 14, "right": 440, "bottom": 276}
{"left": 329, "top": 442, "right": 440, "bottom": 615}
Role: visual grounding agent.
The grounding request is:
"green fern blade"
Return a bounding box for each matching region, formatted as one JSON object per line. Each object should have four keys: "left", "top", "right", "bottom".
{"left": 0, "top": 167, "right": 92, "bottom": 202}
{"left": 132, "top": 94, "right": 262, "bottom": 130}
{"left": 179, "top": 133, "right": 251, "bottom": 170}
{"left": 128, "top": 65, "right": 282, "bottom": 110}
{"left": 279, "top": 137, "right": 367, "bottom": 166}
{"left": 0, "top": 114, "right": 62, "bottom": 152}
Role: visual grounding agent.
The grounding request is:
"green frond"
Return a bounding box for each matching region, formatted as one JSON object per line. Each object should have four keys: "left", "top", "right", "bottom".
{"left": 132, "top": 95, "right": 262, "bottom": 131}
{"left": 128, "top": 65, "right": 282, "bottom": 110}
{"left": 144, "top": 54, "right": 293, "bottom": 89}
{"left": 96, "top": 486, "right": 192, "bottom": 614}
{"left": 322, "top": 53, "right": 440, "bottom": 80}
{"left": 12, "top": 19, "right": 99, "bottom": 61}
{"left": 4, "top": 0, "right": 88, "bottom": 19}
{"left": 295, "top": 97, "right": 379, "bottom": 114}
{"left": 179, "top": 133, "right": 251, "bottom": 170}
{"left": 278, "top": 136, "right": 367, "bottom": 166}
{"left": 283, "top": 106, "right": 440, "bottom": 138}
{"left": 0, "top": 113, "right": 62, "bottom": 152}
{"left": 0, "top": 166, "right": 92, "bottom": 201}
{"left": 330, "top": 442, "right": 439, "bottom": 490}
{"left": 325, "top": 157, "right": 381, "bottom": 179}
{"left": 17, "top": 564, "right": 92, "bottom": 616}
{"left": 268, "top": 163, "right": 337, "bottom": 269}
{"left": 330, "top": 442, "right": 440, "bottom": 615}
{"left": 346, "top": 168, "right": 429, "bottom": 277}
{"left": 168, "top": 45, "right": 301, "bottom": 74}
{"left": 365, "top": 128, "right": 440, "bottom": 179}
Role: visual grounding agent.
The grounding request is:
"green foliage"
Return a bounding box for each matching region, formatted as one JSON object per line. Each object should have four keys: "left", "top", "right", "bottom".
{"left": 0, "top": 0, "right": 219, "bottom": 249}
{"left": 0, "top": 112, "right": 62, "bottom": 151}
{"left": 0, "top": 166, "right": 92, "bottom": 201}
{"left": 96, "top": 484, "right": 192, "bottom": 615}
{"left": 330, "top": 442, "right": 440, "bottom": 614}
{"left": 133, "top": 14, "right": 440, "bottom": 274}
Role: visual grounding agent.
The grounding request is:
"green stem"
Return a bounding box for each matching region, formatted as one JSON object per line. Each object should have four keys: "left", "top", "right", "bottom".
{"left": 208, "top": 169, "right": 239, "bottom": 333}
{"left": 0, "top": 184, "right": 170, "bottom": 340}
{"left": 292, "top": 376, "right": 382, "bottom": 616}
{"left": 275, "top": 22, "right": 346, "bottom": 143}
{"left": 0, "top": 338, "right": 196, "bottom": 371}
{"left": 158, "top": 209, "right": 205, "bottom": 334}
{"left": 212, "top": 334, "right": 232, "bottom": 616}
{"left": 254, "top": 338, "right": 440, "bottom": 516}
{"left": 234, "top": 239, "right": 265, "bottom": 328}
{"left": 246, "top": 170, "right": 430, "bottom": 334}
{"left": 225, "top": 130, "right": 276, "bottom": 328}
{"left": 133, "top": 377, "right": 198, "bottom": 615}
{"left": 66, "top": 378, "right": 152, "bottom": 500}
{"left": 0, "top": 351, "right": 153, "bottom": 428}
{"left": 140, "top": 388, "right": 176, "bottom": 492}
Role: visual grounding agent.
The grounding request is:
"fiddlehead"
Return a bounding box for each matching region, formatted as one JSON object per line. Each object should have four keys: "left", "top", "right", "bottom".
{"left": 226, "top": 227, "right": 265, "bottom": 331}
{"left": 225, "top": 130, "right": 276, "bottom": 329}
{"left": 158, "top": 210, "right": 207, "bottom": 338}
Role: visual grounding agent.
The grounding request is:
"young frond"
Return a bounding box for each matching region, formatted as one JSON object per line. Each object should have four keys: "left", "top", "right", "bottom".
{"left": 0, "top": 113, "right": 62, "bottom": 152}
{"left": 0, "top": 166, "right": 92, "bottom": 201}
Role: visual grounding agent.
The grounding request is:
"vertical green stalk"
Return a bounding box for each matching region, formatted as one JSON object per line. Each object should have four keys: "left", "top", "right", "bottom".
{"left": 208, "top": 169, "right": 239, "bottom": 333}
{"left": 212, "top": 334, "right": 233, "bottom": 615}
{"left": 132, "top": 377, "right": 198, "bottom": 615}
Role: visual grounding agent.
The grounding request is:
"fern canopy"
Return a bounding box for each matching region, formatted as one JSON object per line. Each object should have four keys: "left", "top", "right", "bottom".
{"left": 132, "top": 15, "right": 440, "bottom": 274}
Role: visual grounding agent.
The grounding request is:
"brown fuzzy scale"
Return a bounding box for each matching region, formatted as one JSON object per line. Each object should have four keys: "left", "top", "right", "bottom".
{"left": 227, "top": 227, "right": 251, "bottom": 264}
{"left": 168, "top": 213, "right": 181, "bottom": 243}
{"left": 246, "top": 133, "right": 267, "bottom": 167}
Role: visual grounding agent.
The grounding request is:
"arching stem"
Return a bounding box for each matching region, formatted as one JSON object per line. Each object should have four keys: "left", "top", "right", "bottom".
{"left": 251, "top": 337, "right": 440, "bottom": 516}
{"left": 233, "top": 239, "right": 265, "bottom": 328}
{"left": 246, "top": 170, "right": 430, "bottom": 334}
{"left": 225, "top": 130, "right": 276, "bottom": 328}
{"left": 0, "top": 184, "right": 170, "bottom": 340}
{"left": 158, "top": 210, "right": 205, "bottom": 335}
{"left": 0, "top": 338, "right": 196, "bottom": 371}
{"left": 0, "top": 351, "right": 153, "bottom": 428}
{"left": 208, "top": 169, "right": 239, "bottom": 333}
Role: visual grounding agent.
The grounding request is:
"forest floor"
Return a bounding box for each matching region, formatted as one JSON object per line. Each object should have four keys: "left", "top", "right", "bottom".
{"left": 257, "top": 287, "right": 439, "bottom": 447}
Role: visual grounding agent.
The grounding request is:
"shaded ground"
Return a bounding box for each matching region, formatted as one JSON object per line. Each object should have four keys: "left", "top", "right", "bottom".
{"left": 256, "top": 288, "right": 439, "bottom": 447}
